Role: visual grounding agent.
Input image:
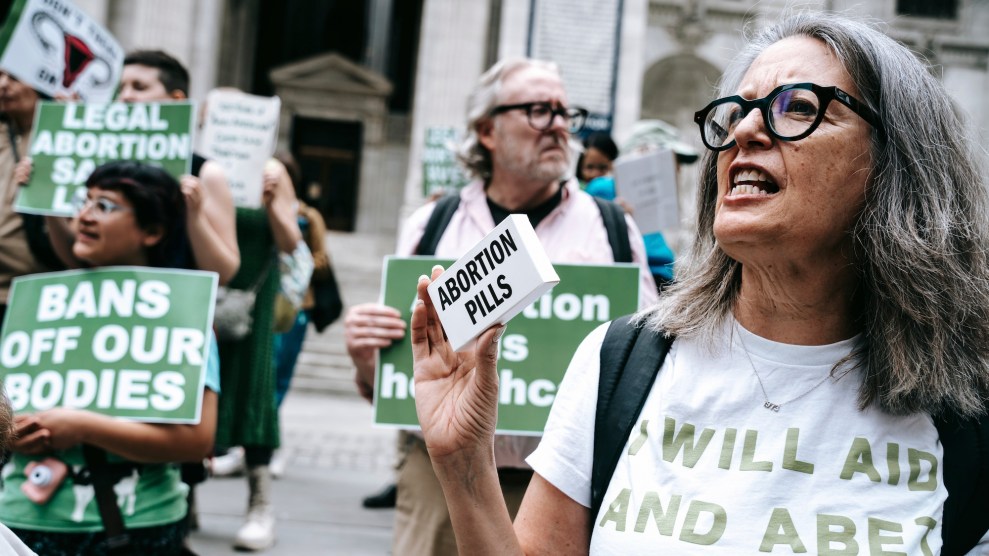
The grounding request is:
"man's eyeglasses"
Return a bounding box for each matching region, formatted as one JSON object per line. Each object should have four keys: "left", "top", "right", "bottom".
{"left": 693, "top": 82, "right": 883, "bottom": 152}
{"left": 71, "top": 194, "right": 132, "bottom": 219}
{"left": 490, "top": 101, "right": 588, "bottom": 134}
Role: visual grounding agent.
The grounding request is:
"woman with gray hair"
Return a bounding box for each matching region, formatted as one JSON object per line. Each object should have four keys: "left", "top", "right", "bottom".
{"left": 409, "top": 11, "right": 989, "bottom": 555}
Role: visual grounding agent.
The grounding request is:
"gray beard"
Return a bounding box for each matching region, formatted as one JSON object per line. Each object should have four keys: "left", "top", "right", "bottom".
{"left": 526, "top": 158, "right": 569, "bottom": 183}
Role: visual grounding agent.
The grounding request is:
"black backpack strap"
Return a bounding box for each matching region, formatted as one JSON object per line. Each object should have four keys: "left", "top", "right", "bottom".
{"left": 415, "top": 193, "right": 461, "bottom": 256}
{"left": 935, "top": 409, "right": 989, "bottom": 555}
{"left": 590, "top": 196, "right": 631, "bottom": 263}
{"left": 81, "top": 444, "right": 131, "bottom": 555}
{"left": 590, "top": 315, "right": 672, "bottom": 523}
{"left": 191, "top": 153, "right": 207, "bottom": 177}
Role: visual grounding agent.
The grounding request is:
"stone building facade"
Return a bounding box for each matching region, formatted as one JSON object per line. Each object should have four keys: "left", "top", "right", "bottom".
{"left": 69, "top": 0, "right": 989, "bottom": 238}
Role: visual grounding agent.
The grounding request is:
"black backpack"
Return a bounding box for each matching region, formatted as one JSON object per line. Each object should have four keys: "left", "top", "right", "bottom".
{"left": 415, "top": 192, "right": 631, "bottom": 263}
{"left": 592, "top": 315, "right": 989, "bottom": 555}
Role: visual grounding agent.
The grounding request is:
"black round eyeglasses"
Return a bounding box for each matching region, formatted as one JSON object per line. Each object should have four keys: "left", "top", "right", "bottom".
{"left": 693, "top": 82, "right": 883, "bottom": 152}
{"left": 490, "top": 101, "right": 589, "bottom": 134}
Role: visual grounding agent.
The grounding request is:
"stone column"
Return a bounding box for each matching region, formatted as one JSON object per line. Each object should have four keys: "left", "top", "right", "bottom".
{"left": 497, "top": 0, "right": 529, "bottom": 59}
{"left": 107, "top": 0, "right": 223, "bottom": 99}
{"left": 400, "top": 0, "right": 491, "bottom": 221}
{"left": 366, "top": 0, "right": 394, "bottom": 75}
{"left": 109, "top": 0, "right": 195, "bottom": 59}
{"left": 189, "top": 0, "right": 224, "bottom": 100}
{"left": 215, "top": 0, "right": 261, "bottom": 91}
{"left": 74, "top": 0, "right": 109, "bottom": 23}
{"left": 612, "top": 0, "right": 648, "bottom": 140}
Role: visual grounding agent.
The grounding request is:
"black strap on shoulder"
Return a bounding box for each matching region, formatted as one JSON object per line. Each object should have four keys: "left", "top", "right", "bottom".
{"left": 81, "top": 444, "right": 131, "bottom": 555}
{"left": 591, "top": 315, "right": 672, "bottom": 523}
{"left": 935, "top": 408, "right": 989, "bottom": 555}
{"left": 191, "top": 153, "right": 207, "bottom": 177}
{"left": 590, "top": 320, "right": 989, "bottom": 550}
{"left": 590, "top": 196, "right": 631, "bottom": 263}
{"left": 416, "top": 193, "right": 461, "bottom": 256}
{"left": 417, "top": 192, "right": 630, "bottom": 263}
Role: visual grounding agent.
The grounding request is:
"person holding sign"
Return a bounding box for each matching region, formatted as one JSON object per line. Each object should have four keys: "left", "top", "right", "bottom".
{"left": 345, "top": 58, "right": 657, "bottom": 555}
{"left": 118, "top": 50, "right": 239, "bottom": 285}
{"left": 14, "top": 50, "right": 240, "bottom": 285}
{"left": 210, "top": 153, "right": 312, "bottom": 552}
{"left": 0, "top": 71, "right": 59, "bottom": 331}
{"left": 0, "top": 161, "right": 220, "bottom": 555}
{"left": 408, "top": 13, "right": 989, "bottom": 555}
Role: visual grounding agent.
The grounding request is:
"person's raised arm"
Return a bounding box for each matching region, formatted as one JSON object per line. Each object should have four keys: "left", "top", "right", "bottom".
{"left": 411, "top": 265, "right": 591, "bottom": 555}
{"left": 262, "top": 159, "right": 302, "bottom": 254}
{"left": 184, "top": 160, "right": 239, "bottom": 284}
{"left": 410, "top": 266, "right": 517, "bottom": 554}
{"left": 10, "top": 390, "right": 218, "bottom": 463}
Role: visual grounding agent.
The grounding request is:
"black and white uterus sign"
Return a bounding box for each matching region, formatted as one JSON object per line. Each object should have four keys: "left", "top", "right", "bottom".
{"left": 0, "top": 0, "right": 124, "bottom": 102}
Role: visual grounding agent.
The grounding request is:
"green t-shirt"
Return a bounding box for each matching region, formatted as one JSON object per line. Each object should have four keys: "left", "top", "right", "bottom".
{"left": 0, "top": 338, "right": 220, "bottom": 532}
{"left": 0, "top": 450, "right": 186, "bottom": 532}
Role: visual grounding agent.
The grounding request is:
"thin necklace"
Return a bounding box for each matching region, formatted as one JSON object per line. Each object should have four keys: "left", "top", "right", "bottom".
{"left": 735, "top": 324, "right": 836, "bottom": 413}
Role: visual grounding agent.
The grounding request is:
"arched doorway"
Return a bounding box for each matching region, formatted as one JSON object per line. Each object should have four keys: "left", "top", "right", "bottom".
{"left": 638, "top": 53, "right": 722, "bottom": 245}
{"left": 640, "top": 53, "right": 722, "bottom": 139}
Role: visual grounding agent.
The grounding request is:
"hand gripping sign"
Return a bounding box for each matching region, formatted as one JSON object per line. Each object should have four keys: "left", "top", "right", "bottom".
{"left": 426, "top": 215, "right": 560, "bottom": 352}
{"left": 375, "top": 256, "right": 640, "bottom": 435}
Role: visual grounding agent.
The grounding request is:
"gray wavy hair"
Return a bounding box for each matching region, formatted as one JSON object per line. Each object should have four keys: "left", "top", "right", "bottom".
{"left": 0, "top": 392, "right": 12, "bottom": 453}
{"left": 456, "top": 58, "right": 561, "bottom": 181}
{"left": 643, "top": 12, "right": 989, "bottom": 418}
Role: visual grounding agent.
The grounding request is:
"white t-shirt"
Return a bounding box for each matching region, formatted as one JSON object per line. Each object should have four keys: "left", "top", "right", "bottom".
{"left": 0, "top": 523, "right": 36, "bottom": 555}
{"left": 528, "top": 318, "right": 958, "bottom": 555}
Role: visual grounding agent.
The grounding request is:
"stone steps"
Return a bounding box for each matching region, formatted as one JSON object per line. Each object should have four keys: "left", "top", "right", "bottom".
{"left": 288, "top": 231, "right": 395, "bottom": 398}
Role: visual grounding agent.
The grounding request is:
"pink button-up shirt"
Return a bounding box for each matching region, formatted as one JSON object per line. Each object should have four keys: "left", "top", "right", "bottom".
{"left": 397, "top": 178, "right": 658, "bottom": 468}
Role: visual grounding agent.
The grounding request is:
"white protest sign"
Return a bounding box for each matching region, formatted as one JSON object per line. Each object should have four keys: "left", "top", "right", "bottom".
{"left": 427, "top": 215, "right": 560, "bottom": 351}
{"left": 0, "top": 0, "right": 123, "bottom": 102}
{"left": 198, "top": 90, "right": 281, "bottom": 208}
{"left": 613, "top": 148, "right": 680, "bottom": 235}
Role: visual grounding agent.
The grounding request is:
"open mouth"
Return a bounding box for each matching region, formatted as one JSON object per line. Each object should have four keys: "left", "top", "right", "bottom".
{"left": 728, "top": 168, "right": 780, "bottom": 197}
{"left": 77, "top": 229, "right": 99, "bottom": 242}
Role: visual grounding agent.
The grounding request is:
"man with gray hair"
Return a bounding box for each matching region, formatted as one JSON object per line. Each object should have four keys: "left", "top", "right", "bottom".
{"left": 345, "top": 58, "right": 656, "bottom": 555}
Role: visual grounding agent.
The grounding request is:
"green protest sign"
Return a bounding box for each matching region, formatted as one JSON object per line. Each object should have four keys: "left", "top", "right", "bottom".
{"left": 422, "top": 126, "right": 469, "bottom": 197}
{"left": 374, "top": 256, "right": 639, "bottom": 435}
{"left": 0, "top": 267, "right": 217, "bottom": 424}
{"left": 16, "top": 101, "right": 195, "bottom": 216}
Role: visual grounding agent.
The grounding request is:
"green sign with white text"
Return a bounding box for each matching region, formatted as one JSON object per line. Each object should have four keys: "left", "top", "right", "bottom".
{"left": 0, "top": 268, "right": 217, "bottom": 423}
{"left": 374, "top": 256, "right": 639, "bottom": 435}
{"left": 422, "top": 126, "right": 469, "bottom": 197}
{"left": 16, "top": 101, "right": 195, "bottom": 216}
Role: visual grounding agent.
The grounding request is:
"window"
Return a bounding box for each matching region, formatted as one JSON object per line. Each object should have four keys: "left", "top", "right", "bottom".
{"left": 896, "top": 0, "right": 958, "bottom": 19}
